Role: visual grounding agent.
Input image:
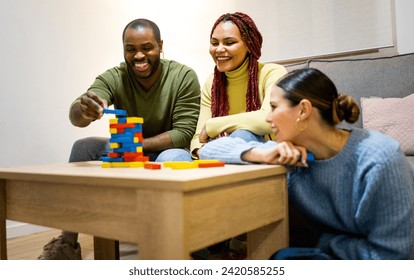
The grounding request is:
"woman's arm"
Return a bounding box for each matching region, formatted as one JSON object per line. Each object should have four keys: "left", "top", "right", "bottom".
{"left": 199, "top": 136, "right": 309, "bottom": 167}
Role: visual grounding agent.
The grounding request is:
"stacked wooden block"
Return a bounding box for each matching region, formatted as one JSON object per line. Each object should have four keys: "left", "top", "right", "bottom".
{"left": 101, "top": 109, "right": 148, "bottom": 168}
{"left": 101, "top": 108, "right": 225, "bottom": 169}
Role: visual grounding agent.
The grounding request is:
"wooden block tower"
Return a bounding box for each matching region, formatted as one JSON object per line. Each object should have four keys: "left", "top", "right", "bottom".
{"left": 101, "top": 109, "right": 149, "bottom": 168}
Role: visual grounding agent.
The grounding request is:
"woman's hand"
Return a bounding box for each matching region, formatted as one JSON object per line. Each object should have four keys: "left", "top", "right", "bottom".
{"left": 199, "top": 124, "right": 210, "bottom": 143}
{"left": 242, "top": 141, "right": 310, "bottom": 167}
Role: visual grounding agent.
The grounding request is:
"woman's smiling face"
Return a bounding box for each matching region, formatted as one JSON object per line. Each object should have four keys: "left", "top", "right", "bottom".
{"left": 209, "top": 21, "right": 249, "bottom": 72}
{"left": 266, "top": 86, "right": 302, "bottom": 142}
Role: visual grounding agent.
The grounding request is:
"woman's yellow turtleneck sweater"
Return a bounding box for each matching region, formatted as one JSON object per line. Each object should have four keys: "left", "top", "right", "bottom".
{"left": 190, "top": 58, "right": 287, "bottom": 157}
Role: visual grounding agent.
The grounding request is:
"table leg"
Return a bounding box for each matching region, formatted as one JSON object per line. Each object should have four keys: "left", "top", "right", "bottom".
{"left": 93, "top": 237, "right": 119, "bottom": 260}
{"left": 247, "top": 219, "right": 289, "bottom": 260}
{"left": 134, "top": 189, "right": 189, "bottom": 260}
{"left": 0, "top": 180, "right": 7, "bottom": 260}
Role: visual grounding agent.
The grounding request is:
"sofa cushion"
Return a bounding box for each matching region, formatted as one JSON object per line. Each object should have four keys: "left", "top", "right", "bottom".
{"left": 361, "top": 94, "right": 414, "bottom": 155}
{"left": 307, "top": 53, "right": 414, "bottom": 128}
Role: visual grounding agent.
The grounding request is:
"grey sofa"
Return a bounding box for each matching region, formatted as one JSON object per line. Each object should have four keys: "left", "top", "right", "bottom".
{"left": 285, "top": 53, "right": 414, "bottom": 167}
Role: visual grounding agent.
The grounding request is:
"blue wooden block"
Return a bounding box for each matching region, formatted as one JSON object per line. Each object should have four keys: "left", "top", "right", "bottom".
{"left": 103, "top": 108, "right": 127, "bottom": 117}
{"left": 113, "top": 147, "right": 136, "bottom": 153}
{"left": 110, "top": 132, "right": 134, "bottom": 139}
{"left": 122, "top": 142, "right": 143, "bottom": 148}
{"left": 306, "top": 152, "right": 315, "bottom": 162}
{"left": 109, "top": 136, "right": 135, "bottom": 143}
{"left": 124, "top": 126, "right": 143, "bottom": 133}
{"left": 101, "top": 156, "right": 124, "bottom": 162}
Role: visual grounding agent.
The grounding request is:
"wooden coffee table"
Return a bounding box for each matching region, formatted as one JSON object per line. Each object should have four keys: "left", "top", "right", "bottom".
{"left": 0, "top": 161, "right": 288, "bottom": 260}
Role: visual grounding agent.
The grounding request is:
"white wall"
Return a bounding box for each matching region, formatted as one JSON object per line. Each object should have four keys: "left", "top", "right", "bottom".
{"left": 394, "top": 0, "right": 414, "bottom": 54}
{"left": 0, "top": 0, "right": 219, "bottom": 169}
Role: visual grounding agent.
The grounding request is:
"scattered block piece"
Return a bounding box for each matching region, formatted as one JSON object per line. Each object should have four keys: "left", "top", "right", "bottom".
{"left": 144, "top": 163, "right": 161, "bottom": 170}
{"left": 101, "top": 162, "right": 144, "bottom": 168}
{"left": 198, "top": 162, "right": 225, "bottom": 168}
{"left": 163, "top": 161, "right": 182, "bottom": 168}
{"left": 194, "top": 159, "right": 221, "bottom": 164}
{"left": 169, "top": 162, "right": 198, "bottom": 170}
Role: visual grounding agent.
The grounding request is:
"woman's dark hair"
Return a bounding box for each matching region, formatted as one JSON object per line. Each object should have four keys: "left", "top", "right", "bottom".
{"left": 210, "top": 12, "right": 263, "bottom": 118}
{"left": 122, "top": 18, "right": 161, "bottom": 43}
{"left": 277, "top": 68, "right": 360, "bottom": 125}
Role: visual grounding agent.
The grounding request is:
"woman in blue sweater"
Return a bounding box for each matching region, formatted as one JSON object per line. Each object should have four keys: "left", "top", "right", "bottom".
{"left": 199, "top": 68, "right": 414, "bottom": 259}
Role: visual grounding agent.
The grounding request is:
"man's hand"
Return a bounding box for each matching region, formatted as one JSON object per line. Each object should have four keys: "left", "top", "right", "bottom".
{"left": 79, "top": 91, "right": 108, "bottom": 120}
{"left": 69, "top": 91, "right": 108, "bottom": 127}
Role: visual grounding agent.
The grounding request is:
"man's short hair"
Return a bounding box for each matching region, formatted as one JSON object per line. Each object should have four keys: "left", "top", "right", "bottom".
{"left": 122, "top": 18, "right": 161, "bottom": 42}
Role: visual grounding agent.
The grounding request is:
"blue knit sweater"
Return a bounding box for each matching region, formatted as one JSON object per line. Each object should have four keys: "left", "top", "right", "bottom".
{"left": 200, "top": 128, "right": 414, "bottom": 259}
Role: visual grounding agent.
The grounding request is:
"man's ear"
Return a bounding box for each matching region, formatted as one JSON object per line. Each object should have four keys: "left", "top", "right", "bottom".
{"left": 158, "top": 40, "right": 164, "bottom": 53}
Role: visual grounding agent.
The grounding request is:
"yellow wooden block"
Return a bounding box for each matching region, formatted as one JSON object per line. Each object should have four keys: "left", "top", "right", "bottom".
{"left": 194, "top": 159, "right": 220, "bottom": 164}
{"left": 164, "top": 161, "right": 191, "bottom": 168}
{"left": 101, "top": 162, "right": 144, "bottom": 168}
{"left": 170, "top": 162, "right": 198, "bottom": 170}
{"left": 136, "top": 146, "right": 143, "bottom": 152}
{"left": 163, "top": 162, "right": 172, "bottom": 168}
{"left": 109, "top": 118, "right": 118, "bottom": 124}
{"left": 126, "top": 117, "right": 144, "bottom": 124}
{"left": 101, "top": 162, "right": 111, "bottom": 168}
{"left": 110, "top": 143, "right": 120, "bottom": 149}
{"left": 110, "top": 128, "right": 117, "bottom": 134}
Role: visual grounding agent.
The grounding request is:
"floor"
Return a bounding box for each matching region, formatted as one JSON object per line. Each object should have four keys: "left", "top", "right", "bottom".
{"left": 6, "top": 229, "right": 245, "bottom": 260}
{"left": 6, "top": 229, "right": 138, "bottom": 260}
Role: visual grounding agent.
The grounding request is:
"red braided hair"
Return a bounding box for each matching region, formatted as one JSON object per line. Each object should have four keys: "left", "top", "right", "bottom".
{"left": 210, "top": 12, "right": 263, "bottom": 118}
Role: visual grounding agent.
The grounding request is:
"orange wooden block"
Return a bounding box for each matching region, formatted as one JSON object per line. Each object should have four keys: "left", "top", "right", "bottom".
{"left": 194, "top": 159, "right": 220, "bottom": 164}
{"left": 109, "top": 123, "right": 135, "bottom": 129}
{"left": 124, "top": 152, "right": 144, "bottom": 157}
{"left": 144, "top": 163, "right": 161, "bottom": 170}
{"left": 124, "top": 156, "right": 149, "bottom": 162}
{"left": 108, "top": 152, "right": 122, "bottom": 158}
{"left": 198, "top": 162, "right": 225, "bottom": 168}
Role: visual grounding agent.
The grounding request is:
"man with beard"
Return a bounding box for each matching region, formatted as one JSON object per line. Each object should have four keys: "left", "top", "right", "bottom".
{"left": 37, "top": 18, "right": 200, "bottom": 260}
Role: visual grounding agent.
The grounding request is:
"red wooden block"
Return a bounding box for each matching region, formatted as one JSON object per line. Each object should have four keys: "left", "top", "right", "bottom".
{"left": 198, "top": 162, "right": 225, "bottom": 168}
{"left": 134, "top": 132, "right": 144, "bottom": 142}
{"left": 123, "top": 152, "right": 144, "bottom": 157}
{"left": 144, "top": 163, "right": 161, "bottom": 170}
{"left": 108, "top": 152, "right": 122, "bottom": 158}
{"left": 109, "top": 123, "right": 135, "bottom": 129}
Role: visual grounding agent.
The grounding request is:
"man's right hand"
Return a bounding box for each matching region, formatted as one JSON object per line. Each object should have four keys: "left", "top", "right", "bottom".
{"left": 69, "top": 91, "right": 108, "bottom": 127}
{"left": 79, "top": 91, "right": 107, "bottom": 121}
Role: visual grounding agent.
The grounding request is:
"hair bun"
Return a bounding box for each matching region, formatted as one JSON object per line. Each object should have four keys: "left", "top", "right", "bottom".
{"left": 333, "top": 94, "right": 360, "bottom": 124}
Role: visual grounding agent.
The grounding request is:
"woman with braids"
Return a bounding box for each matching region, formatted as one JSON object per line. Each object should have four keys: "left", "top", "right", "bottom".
{"left": 200, "top": 68, "right": 414, "bottom": 259}
{"left": 190, "top": 12, "right": 287, "bottom": 158}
